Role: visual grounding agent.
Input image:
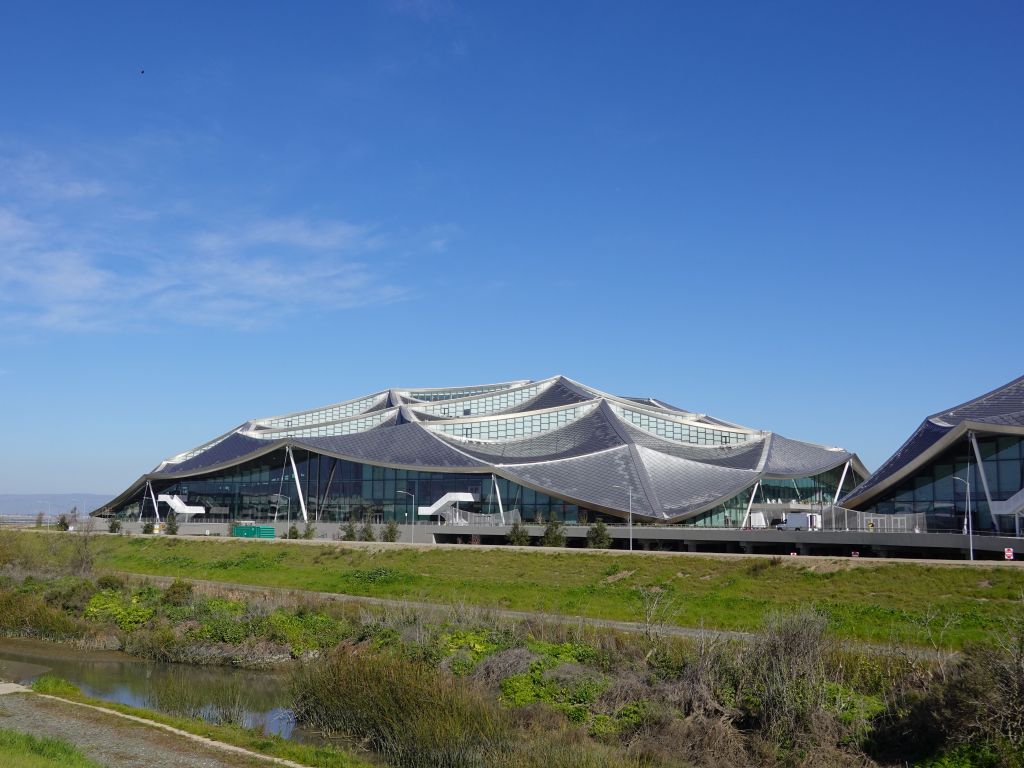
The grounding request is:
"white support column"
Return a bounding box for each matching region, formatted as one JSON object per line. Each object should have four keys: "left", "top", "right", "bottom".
{"left": 741, "top": 480, "right": 760, "bottom": 529}
{"left": 319, "top": 459, "right": 338, "bottom": 522}
{"left": 287, "top": 446, "right": 309, "bottom": 523}
{"left": 969, "top": 431, "right": 995, "bottom": 517}
{"left": 493, "top": 474, "right": 505, "bottom": 525}
{"left": 147, "top": 481, "right": 161, "bottom": 523}
{"left": 833, "top": 460, "right": 851, "bottom": 505}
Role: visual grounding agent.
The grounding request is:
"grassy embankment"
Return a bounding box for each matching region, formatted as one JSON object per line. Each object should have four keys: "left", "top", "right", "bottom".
{"left": 0, "top": 728, "right": 104, "bottom": 768}
{"left": 19, "top": 530, "right": 1024, "bottom": 648}
{"left": 27, "top": 676, "right": 372, "bottom": 768}
{"left": 1, "top": 532, "right": 1023, "bottom": 767}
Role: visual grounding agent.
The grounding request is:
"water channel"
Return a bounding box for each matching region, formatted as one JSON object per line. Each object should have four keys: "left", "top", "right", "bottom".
{"left": 0, "top": 637, "right": 331, "bottom": 746}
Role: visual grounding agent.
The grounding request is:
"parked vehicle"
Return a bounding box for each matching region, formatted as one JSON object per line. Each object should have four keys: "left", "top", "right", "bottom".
{"left": 775, "top": 512, "right": 820, "bottom": 531}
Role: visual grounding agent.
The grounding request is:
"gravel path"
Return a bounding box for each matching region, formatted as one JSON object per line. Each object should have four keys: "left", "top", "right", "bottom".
{"left": 0, "top": 692, "right": 267, "bottom": 768}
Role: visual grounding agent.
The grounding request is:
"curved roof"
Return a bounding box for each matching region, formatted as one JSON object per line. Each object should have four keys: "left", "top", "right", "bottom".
{"left": 842, "top": 373, "right": 1024, "bottom": 509}
{"left": 99, "top": 375, "right": 866, "bottom": 523}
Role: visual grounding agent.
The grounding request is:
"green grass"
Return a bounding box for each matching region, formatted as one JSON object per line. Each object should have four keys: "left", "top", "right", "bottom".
{"left": 28, "top": 676, "right": 373, "bottom": 768}
{"left": 0, "top": 729, "right": 105, "bottom": 768}
{"left": 6, "top": 531, "right": 1024, "bottom": 647}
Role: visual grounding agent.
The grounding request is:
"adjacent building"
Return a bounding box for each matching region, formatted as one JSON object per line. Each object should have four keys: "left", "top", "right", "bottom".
{"left": 841, "top": 373, "right": 1024, "bottom": 536}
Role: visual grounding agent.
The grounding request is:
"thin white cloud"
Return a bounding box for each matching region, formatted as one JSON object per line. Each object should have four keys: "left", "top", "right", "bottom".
{"left": 0, "top": 146, "right": 418, "bottom": 335}
{"left": 0, "top": 153, "right": 106, "bottom": 201}
{"left": 195, "top": 217, "right": 372, "bottom": 253}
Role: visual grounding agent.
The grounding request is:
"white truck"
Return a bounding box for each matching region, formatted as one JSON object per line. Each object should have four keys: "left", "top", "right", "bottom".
{"left": 774, "top": 511, "right": 821, "bottom": 531}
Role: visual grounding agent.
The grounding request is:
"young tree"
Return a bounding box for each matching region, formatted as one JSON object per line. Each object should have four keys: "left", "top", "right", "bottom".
{"left": 34, "top": 511, "right": 44, "bottom": 528}
{"left": 107, "top": 517, "right": 122, "bottom": 534}
{"left": 55, "top": 514, "right": 70, "bottom": 531}
{"left": 164, "top": 511, "right": 179, "bottom": 535}
{"left": 71, "top": 519, "right": 96, "bottom": 575}
{"left": 286, "top": 524, "right": 300, "bottom": 539}
{"left": 142, "top": 521, "right": 155, "bottom": 534}
{"left": 541, "top": 519, "right": 566, "bottom": 548}
{"left": 302, "top": 521, "right": 317, "bottom": 539}
{"left": 586, "top": 519, "right": 612, "bottom": 549}
{"left": 359, "top": 519, "right": 377, "bottom": 542}
{"left": 341, "top": 519, "right": 357, "bottom": 541}
{"left": 381, "top": 519, "right": 399, "bottom": 542}
{"left": 506, "top": 520, "right": 530, "bottom": 546}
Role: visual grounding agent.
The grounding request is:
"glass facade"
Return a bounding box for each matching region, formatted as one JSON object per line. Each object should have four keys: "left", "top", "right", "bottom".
{"left": 610, "top": 404, "right": 751, "bottom": 446}
{"left": 411, "top": 381, "right": 549, "bottom": 418}
{"left": 402, "top": 382, "right": 524, "bottom": 402}
{"left": 863, "top": 435, "right": 1024, "bottom": 533}
{"left": 114, "top": 449, "right": 585, "bottom": 525}
{"left": 426, "top": 404, "right": 596, "bottom": 441}
{"left": 253, "top": 409, "right": 395, "bottom": 439}
{"left": 259, "top": 393, "right": 386, "bottom": 428}
{"left": 684, "top": 464, "right": 866, "bottom": 527}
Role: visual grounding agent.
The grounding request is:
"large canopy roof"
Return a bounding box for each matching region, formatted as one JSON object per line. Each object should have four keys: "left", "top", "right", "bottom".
{"left": 841, "top": 373, "right": 1024, "bottom": 509}
{"left": 101, "top": 376, "right": 866, "bottom": 523}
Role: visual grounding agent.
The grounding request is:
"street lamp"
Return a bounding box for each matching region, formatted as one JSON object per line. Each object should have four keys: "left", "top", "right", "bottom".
{"left": 397, "top": 490, "right": 415, "bottom": 545}
{"left": 953, "top": 474, "right": 974, "bottom": 562}
{"left": 612, "top": 484, "right": 633, "bottom": 551}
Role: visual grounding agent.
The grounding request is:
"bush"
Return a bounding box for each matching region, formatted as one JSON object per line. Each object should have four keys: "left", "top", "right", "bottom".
{"left": 55, "top": 514, "right": 70, "bottom": 531}
{"left": 292, "top": 649, "right": 511, "bottom": 767}
{"left": 341, "top": 519, "right": 357, "bottom": 541}
{"left": 164, "top": 512, "right": 179, "bottom": 536}
{"left": 586, "top": 520, "right": 611, "bottom": 549}
{"left": 85, "top": 589, "right": 154, "bottom": 631}
{"left": 359, "top": 520, "right": 376, "bottom": 542}
{"left": 107, "top": 517, "right": 122, "bottom": 534}
{"left": 506, "top": 521, "right": 530, "bottom": 547}
{"left": 286, "top": 524, "right": 299, "bottom": 540}
{"left": 0, "top": 590, "right": 86, "bottom": 641}
{"left": 541, "top": 520, "right": 566, "bottom": 548}
{"left": 162, "top": 578, "right": 193, "bottom": 606}
{"left": 95, "top": 574, "right": 125, "bottom": 591}
{"left": 142, "top": 521, "right": 154, "bottom": 534}
{"left": 382, "top": 520, "right": 400, "bottom": 543}
{"left": 302, "top": 521, "right": 317, "bottom": 539}
{"left": 748, "top": 609, "right": 832, "bottom": 747}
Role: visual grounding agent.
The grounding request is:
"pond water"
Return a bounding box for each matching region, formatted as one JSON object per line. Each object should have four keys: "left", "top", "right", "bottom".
{"left": 0, "top": 637, "right": 326, "bottom": 745}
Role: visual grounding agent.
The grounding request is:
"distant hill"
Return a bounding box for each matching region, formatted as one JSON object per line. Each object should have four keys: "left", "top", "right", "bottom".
{"left": 0, "top": 494, "right": 113, "bottom": 517}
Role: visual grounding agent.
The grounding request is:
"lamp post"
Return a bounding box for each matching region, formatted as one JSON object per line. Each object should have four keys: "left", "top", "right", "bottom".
{"left": 612, "top": 484, "right": 633, "bottom": 551}
{"left": 397, "top": 490, "right": 415, "bottom": 545}
{"left": 953, "top": 474, "right": 974, "bottom": 562}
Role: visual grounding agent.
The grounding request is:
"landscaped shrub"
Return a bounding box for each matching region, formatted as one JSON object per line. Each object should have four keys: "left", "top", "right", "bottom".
{"left": 107, "top": 517, "right": 122, "bottom": 534}
{"left": 142, "top": 521, "right": 154, "bottom": 534}
{"left": 55, "top": 514, "right": 70, "bottom": 531}
{"left": 506, "top": 521, "right": 530, "bottom": 546}
{"left": 382, "top": 520, "right": 399, "bottom": 542}
{"left": 164, "top": 512, "right": 179, "bottom": 536}
{"left": 586, "top": 520, "right": 611, "bottom": 549}
{"left": 302, "top": 521, "right": 317, "bottom": 539}
{"left": 358, "top": 520, "right": 376, "bottom": 542}
{"left": 541, "top": 519, "right": 566, "bottom": 548}
{"left": 341, "top": 519, "right": 357, "bottom": 541}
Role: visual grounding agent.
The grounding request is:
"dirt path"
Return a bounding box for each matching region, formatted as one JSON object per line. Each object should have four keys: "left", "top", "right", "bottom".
{"left": 0, "top": 690, "right": 288, "bottom": 768}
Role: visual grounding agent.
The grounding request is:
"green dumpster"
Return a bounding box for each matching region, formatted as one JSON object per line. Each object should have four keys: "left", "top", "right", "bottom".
{"left": 232, "top": 525, "right": 276, "bottom": 539}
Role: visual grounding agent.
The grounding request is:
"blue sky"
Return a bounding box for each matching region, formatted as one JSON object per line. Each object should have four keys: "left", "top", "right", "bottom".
{"left": 0, "top": 1, "right": 1021, "bottom": 495}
